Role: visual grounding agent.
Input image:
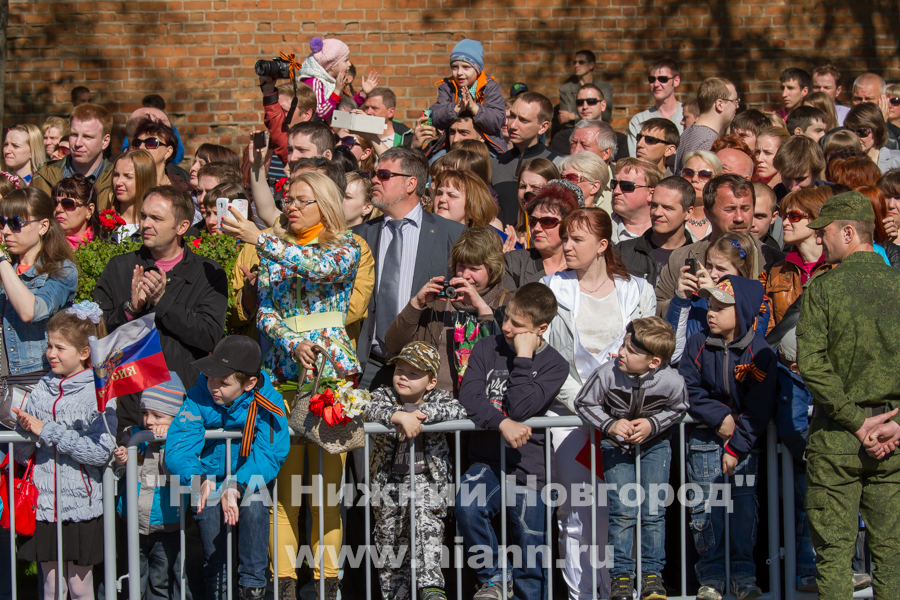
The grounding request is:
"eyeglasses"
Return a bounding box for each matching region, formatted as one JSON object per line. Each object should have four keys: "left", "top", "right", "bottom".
{"left": 354, "top": 170, "right": 371, "bottom": 179}
{"left": 890, "top": 97, "right": 900, "bottom": 107}
{"left": 682, "top": 168, "right": 714, "bottom": 182}
{"left": 0, "top": 216, "right": 39, "bottom": 232}
{"left": 373, "top": 169, "right": 412, "bottom": 181}
{"left": 636, "top": 133, "right": 666, "bottom": 145}
{"left": 611, "top": 179, "right": 651, "bottom": 193}
{"left": 853, "top": 128, "right": 874, "bottom": 138}
{"left": 576, "top": 98, "right": 602, "bottom": 107}
{"left": 283, "top": 197, "right": 318, "bottom": 209}
{"left": 563, "top": 173, "right": 585, "bottom": 184}
{"left": 573, "top": 60, "right": 589, "bottom": 65}
{"left": 54, "top": 197, "right": 85, "bottom": 211}
{"left": 785, "top": 210, "right": 810, "bottom": 223}
{"left": 722, "top": 97, "right": 741, "bottom": 107}
{"left": 340, "top": 137, "right": 358, "bottom": 148}
{"left": 648, "top": 76, "right": 672, "bottom": 84}
{"left": 530, "top": 216, "right": 561, "bottom": 229}
{"left": 132, "top": 137, "right": 168, "bottom": 150}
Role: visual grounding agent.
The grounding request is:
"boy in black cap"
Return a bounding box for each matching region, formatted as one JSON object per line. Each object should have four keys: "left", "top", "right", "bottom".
{"left": 166, "top": 336, "right": 290, "bottom": 600}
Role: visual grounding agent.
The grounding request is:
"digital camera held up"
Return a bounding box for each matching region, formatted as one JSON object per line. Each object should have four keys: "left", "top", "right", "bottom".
{"left": 437, "top": 281, "right": 458, "bottom": 299}
{"left": 255, "top": 57, "right": 292, "bottom": 80}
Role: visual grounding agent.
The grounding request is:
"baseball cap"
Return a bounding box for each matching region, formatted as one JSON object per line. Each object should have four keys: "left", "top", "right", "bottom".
{"left": 192, "top": 335, "right": 262, "bottom": 379}
{"left": 807, "top": 190, "right": 875, "bottom": 230}
{"left": 698, "top": 278, "right": 736, "bottom": 305}
{"left": 387, "top": 341, "right": 441, "bottom": 376}
{"left": 510, "top": 83, "right": 529, "bottom": 97}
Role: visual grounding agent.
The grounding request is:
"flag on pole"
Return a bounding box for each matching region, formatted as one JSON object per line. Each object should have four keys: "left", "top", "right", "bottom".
{"left": 89, "top": 313, "right": 171, "bottom": 412}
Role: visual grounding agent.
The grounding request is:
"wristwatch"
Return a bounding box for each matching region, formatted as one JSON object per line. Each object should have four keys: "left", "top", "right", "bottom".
{"left": 124, "top": 299, "right": 138, "bottom": 316}
{"left": 0, "top": 252, "right": 9, "bottom": 264}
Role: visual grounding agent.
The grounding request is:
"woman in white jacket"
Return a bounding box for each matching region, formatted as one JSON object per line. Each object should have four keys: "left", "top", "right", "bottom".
{"left": 543, "top": 208, "right": 655, "bottom": 600}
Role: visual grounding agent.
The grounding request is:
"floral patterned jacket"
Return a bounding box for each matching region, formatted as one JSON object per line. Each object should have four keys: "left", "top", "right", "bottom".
{"left": 256, "top": 230, "right": 361, "bottom": 384}
{"left": 365, "top": 386, "right": 466, "bottom": 507}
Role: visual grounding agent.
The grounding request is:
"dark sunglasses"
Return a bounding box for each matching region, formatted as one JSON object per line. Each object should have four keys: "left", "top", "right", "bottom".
{"left": 0, "top": 216, "right": 39, "bottom": 232}
{"left": 636, "top": 133, "right": 666, "bottom": 145}
{"left": 853, "top": 128, "right": 873, "bottom": 138}
{"left": 682, "top": 168, "right": 714, "bottom": 181}
{"left": 890, "top": 97, "right": 900, "bottom": 107}
{"left": 132, "top": 137, "right": 167, "bottom": 150}
{"left": 54, "top": 197, "right": 85, "bottom": 211}
{"left": 648, "top": 76, "right": 672, "bottom": 84}
{"left": 573, "top": 60, "right": 589, "bottom": 65}
{"left": 611, "top": 179, "right": 651, "bottom": 193}
{"left": 530, "top": 216, "right": 561, "bottom": 229}
{"left": 576, "top": 98, "right": 602, "bottom": 107}
{"left": 354, "top": 170, "right": 371, "bottom": 179}
{"left": 563, "top": 173, "right": 584, "bottom": 184}
{"left": 373, "top": 169, "right": 412, "bottom": 181}
{"left": 340, "top": 136, "right": 358, "bottom": 148}
{"left": 785, "top": 210, "right": 810, "bottom": 223}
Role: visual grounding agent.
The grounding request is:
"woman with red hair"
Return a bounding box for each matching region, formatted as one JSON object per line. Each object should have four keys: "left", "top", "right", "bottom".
{"left": 857, "top": 185, "right": 900, "bottom": 267}
{"left": 825, "top": 155, "right": 882, "bottom": 188}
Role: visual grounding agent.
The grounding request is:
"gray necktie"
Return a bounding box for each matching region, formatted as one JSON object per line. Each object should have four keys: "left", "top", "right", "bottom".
{"left": 376, "top": 219, "right": 408, "bottom": 347}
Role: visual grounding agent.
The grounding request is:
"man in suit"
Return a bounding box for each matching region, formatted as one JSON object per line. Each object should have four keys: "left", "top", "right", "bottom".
{"left": 352, "top": 147, "right": 466, "bottom": 390}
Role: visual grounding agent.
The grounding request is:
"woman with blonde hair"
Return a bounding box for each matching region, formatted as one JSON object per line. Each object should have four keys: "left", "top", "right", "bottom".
{"left": 754, "top": 126, "right": 790, "bottom": 188}
{"left": 221, "top": 170, "right": 364, "bottom": 600}
{"left": 803, "top": 91, "right": 839, "bottom": 131}
{"left": 3, "top": 124, "right": 48, "bottom": 186}
{"left": 558, "top": 151, "right": 611, "bottom": 211}
{"left": 111, "top": 150, "right": 157, "bottom": 241}
{"left": 41, "top": 117, "right": 69, "bottom": 160}
{"left": 681, "top": 149, "right": 723, "bottom": 241}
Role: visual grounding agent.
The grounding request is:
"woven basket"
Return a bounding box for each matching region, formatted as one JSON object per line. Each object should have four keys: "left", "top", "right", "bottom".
{"left": 288, "top": 345, "right": 365, "bottom": 455}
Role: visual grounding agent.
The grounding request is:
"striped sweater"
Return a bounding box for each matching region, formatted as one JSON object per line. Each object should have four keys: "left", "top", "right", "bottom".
{"left": 574, "top": 359, "right": 689, "bottom": 452}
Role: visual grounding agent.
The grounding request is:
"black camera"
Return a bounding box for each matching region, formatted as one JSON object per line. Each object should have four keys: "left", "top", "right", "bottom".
{"left": 437, "top": 281, "right": 458, "bottom": 299}
{"left": 255, "top": 58, "right": 292, "bottom": 80}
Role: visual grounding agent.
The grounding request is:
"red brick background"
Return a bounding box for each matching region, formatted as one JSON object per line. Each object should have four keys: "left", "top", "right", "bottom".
{"left": 6, "top": 0, "right": 900, "bottom": 166}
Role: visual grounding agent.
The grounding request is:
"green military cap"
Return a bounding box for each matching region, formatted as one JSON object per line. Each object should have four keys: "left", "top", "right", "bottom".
{"left": 807, "top": 190, "right": 875, "bottom": 229}
{"left": 387, "top": 341, "right": 441, "bottom": 376}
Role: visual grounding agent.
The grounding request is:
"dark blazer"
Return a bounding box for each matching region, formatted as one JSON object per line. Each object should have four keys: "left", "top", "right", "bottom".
{"left": 351, "top": 209, "right": 466, "bottom": 365}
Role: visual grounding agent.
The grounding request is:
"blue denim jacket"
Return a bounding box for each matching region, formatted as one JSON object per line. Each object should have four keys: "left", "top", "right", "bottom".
{"left": 1, "top": 260, "right": 78, "bottom": 374}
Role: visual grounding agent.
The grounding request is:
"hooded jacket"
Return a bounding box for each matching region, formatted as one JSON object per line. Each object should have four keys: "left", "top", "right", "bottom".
{"left": 429, "top": 74, "right": 507, "bottom": 158}
{"left": 677, "top": 275, "right": 778, "bottom": 457}
{"left": 165, "top": 371, "right": 290, "bottom": 491}
{"left": 116, "top": 427, "right": 181, "bottom": 534}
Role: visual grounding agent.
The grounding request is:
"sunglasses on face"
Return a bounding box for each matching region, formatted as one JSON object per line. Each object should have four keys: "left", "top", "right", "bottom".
{"left": 576, "top": 98, "right": 602, "bottom": 107}
{"left": 340, "top": 136, "right": 358, "bottom": 148}
{"left": 372, "top": 169, "right": 412, "bottom": 181}
{"left": 132, "top": 137, "right": 167, "bottom": 150}
{"left": 785, "top": 210, "right": 810, "bottom": 223}
{"left": 0, "top": 216, "right": 38, "bottom": 232}
{"left": 611, "top": 179, "right": 650, "bottom": 193}
{"left": 853, "top": 128, "right": 873, "bottom": 138}
{"left": 648, "top": 76, "right": 672, "bottom": 84}
{"left": 573, "top": 60, "right": 588, "bottom": 65}
{"left": 354, "top": 170, "right": 371, "bottom": 179}
{"left": 530, "top": 216, "right": 561, "bottom": 229}
{"left": 636, "top": 133, "right": 666, "bottom": 145}
{"left": 563, "top": 173, "right": 585, "bottom": 184}
{"left": 682, "top": 168, "right": 714, "bottom": 181}
{"left": 54, "top": 197, "right": 85, "bottom": 211}
{"left": 890, "top": 97, "right": 900, "bottom": 107}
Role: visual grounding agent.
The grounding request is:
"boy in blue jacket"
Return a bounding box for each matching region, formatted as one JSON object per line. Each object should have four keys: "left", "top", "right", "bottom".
{"left": 166, "top": 336, "right": 290, "bottom": 600}
{"left": 677, "top": 276, "right": 777, "bottom": 600}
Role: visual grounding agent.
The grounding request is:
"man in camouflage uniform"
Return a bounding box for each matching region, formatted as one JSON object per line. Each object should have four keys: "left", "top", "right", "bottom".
{"left": 363, "top": 342, "right": 467, "bottom": 600}
{"left": 797, "top": 191, "right": 900, "bottom": 600}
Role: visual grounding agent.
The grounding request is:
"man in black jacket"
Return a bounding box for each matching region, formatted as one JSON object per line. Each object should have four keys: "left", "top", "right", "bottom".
{"left": 617, "top": 176, "right": 693, "bottom": 286}
{"left": 94, "top": 185, "right": 228, "bottom": 436}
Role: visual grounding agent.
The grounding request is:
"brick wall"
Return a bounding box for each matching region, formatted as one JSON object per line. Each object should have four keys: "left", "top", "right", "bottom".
{"left": 6, "top": 0, "right": 900, "bottom": 165}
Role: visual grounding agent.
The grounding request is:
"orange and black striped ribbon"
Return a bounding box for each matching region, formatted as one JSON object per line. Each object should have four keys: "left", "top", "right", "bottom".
{"left": 239, "top": 391, "right": 287, "bottom": 457}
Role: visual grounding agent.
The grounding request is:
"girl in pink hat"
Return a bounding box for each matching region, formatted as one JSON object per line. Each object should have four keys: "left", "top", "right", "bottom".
{"left": 298, "top": 36, "right": 379, "bottom": 121}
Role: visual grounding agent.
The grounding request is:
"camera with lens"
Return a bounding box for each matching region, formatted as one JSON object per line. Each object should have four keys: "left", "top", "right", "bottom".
{"left": 255, "top": 57, "right": 292, "bottom": 80}
{"left": 437, "top": 281, "right": 458, "bottom": 299}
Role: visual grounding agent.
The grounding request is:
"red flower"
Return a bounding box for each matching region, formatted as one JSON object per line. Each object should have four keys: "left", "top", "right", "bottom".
{"left": 98, "top": 209, "right": 126, "bottom": 231}
{"left": 191, "top": 238, "right": 202, "bottom": 248}
{"left": 308, "top": 387, "right": 351, "bottom": 426}
{"left": 274, "top": 178, "right": 288, "bottom": 192}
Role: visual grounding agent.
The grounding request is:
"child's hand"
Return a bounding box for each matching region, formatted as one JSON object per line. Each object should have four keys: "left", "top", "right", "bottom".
{"left": 412, "top": 116, "right": 437, "bottom": 150}
{"left": 512, "top": 331, "right": 541, "bottom": 358}
{"left": 221, "top": 487, "right": 241, "bottom": 526}
{"left": 717, "top": 414, "right": 736, "bottom": 440}
{"left": 197, "top": 479, "right": 216, "bottom": 513}
{"left": 360, "top": 71, "right": 380, "bottom": 95}
{"left": 114, "top": 446, "right": 128, "bottom": 466}
{"left": 695, "top": 263, "right": 715, "bottom": 290}
{"left": 608, "top": 419, "right": 634, "bottom": 440}
{"left": 498, "top": 418, "right": 532, "bottom": 448}
{"left": 722, "top": 452, "right": 739, "bottom": 476}
{"left": 626, "top": 418, "right": 652, "bottom": 444}
{"left": 12, "top": 408, "right": 44, "bottom": 437}
{"left": 149, "top": 424, "right": 170, "bottom": 438}
{"left": 391, "top": 410, "right": 426, "bottom": 439}
{"left": 675, "top": 265, "right": 700, "bottom": 299}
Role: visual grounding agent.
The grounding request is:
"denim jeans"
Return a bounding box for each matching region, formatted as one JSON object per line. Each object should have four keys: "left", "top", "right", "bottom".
{"left": 790, "top": 462, "right": 817, "bottom": 578}
{"left": 686, "top": 427, "right": 760, "bottom": 587}
{"left": 601, "top": 438, "right": 671, "bottom": 580}
{"left": 140, "top": 530, "right": 191, "bottom": 600}
{"left": 192, "top": 487, "right": 272, "bottom": 598}
{"left": 455, "top": 463, "right": 549, "bottom": 600}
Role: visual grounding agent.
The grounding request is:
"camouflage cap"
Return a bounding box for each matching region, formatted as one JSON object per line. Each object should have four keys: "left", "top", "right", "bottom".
{"left": 807, "top": 190, "right": 875, "bottom": 229}
{"left": 387, "top": 341, "right": 441, "bottom": 376}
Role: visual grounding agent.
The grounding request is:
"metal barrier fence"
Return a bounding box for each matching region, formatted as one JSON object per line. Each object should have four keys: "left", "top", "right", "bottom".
{"left": 0, "top": 417, "right": 877, "bottom": 600}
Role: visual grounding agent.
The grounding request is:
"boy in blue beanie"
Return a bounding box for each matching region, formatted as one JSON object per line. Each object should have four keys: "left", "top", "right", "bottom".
{"left": 428, "top": 38, "right": 507, "bottom": 158}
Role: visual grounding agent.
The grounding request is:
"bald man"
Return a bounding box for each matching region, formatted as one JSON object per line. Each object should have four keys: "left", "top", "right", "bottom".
{"left": 717, "top": 148, "right": 755, "bottom": 179}
{"left": 852, "top": 73, "right": 900, "bottom": 148}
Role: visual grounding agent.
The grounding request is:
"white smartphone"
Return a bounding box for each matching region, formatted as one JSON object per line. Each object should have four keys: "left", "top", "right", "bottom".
{"left": 216, "top": 197, "right": 249, "bottom": 232}
{"left": 330, "top": 110, "right": 387, "bottom": 136}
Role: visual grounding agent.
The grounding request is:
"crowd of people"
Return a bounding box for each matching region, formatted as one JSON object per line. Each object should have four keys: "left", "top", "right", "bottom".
{"left": 0, "top": 34, "right": 898, "bottom": 600}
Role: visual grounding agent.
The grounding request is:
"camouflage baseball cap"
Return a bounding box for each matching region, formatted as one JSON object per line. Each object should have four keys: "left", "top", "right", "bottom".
{"left": 807, "top": 190, "right": 875, "bottom": 229}
{"left": 387, "top": 341, "right": 441, "bottom": 376}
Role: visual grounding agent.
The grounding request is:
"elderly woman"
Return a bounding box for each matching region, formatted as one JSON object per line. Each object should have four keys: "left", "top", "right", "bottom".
{"left": 844, "top": 102, "right": 900, "bottom": 173}
{"left": 543, "top": 207, "right": 656, "bottom": 600}
{"left": 221, "top": 170, "right": 365, "bottom": 600}
{"left": 132, "top": 116, "right": 191, "bottom": 191}
{"left": 51, "top": 174, "right": 101, "bottom": 248}
{"left": 558, "top": 151, "right": 612, "bottom": 212}
{"left": 681, "top": 150, "right": 723, "bottom": 241}
{"left": 503, "top": 180, "right": 581, "bottom": 290}
{"left": 385, "top": 225, "right": 505, "bottom": 395}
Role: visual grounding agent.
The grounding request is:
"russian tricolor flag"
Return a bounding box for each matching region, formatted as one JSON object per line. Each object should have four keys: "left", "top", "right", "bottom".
{"left": 90, "top": 313, "right": 171, "bottom": 412}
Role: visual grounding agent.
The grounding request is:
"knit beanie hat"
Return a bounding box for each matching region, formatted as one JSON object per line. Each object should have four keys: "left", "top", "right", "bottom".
{"left": 450, "top": 39, "right": 484, "bottom": 73}
{"left": 310, "top": 36, "right": 350, "bottom": 72}
{"left": 140, "top": 372, "right": 186, "bottom": 417}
